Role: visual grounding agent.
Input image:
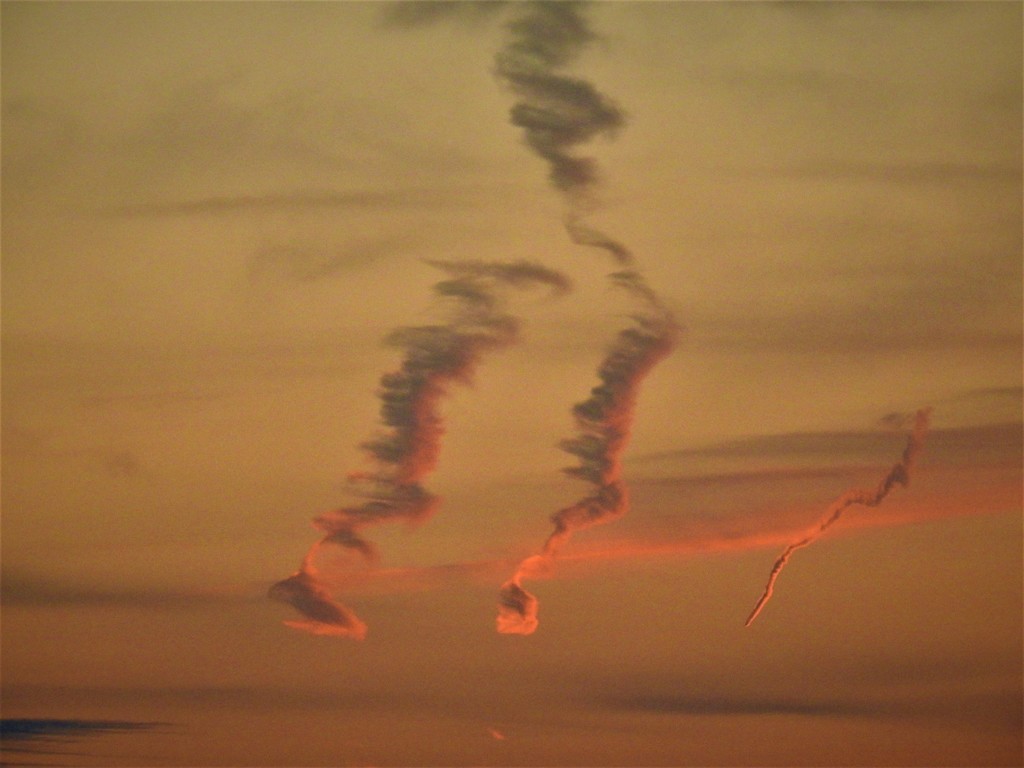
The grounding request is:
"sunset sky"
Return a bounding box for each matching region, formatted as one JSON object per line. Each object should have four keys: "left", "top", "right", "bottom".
{"left": 2, "top": 2, "right": 1021, "bottom": 766}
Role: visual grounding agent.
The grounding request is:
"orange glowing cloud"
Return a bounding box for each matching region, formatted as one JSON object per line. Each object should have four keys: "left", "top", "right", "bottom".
{"left": 744, "top": 408, "right": 932, "bottom": 627}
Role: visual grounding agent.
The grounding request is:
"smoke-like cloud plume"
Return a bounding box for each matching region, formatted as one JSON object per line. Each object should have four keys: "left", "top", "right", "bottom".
{"left": 494, "top": 1, "right": 633, "bottom": 267}
{"left": 271, "top": 259, "right": 570, "bottom": 638}
{"left": 497, "top": 293, "right": 677, "bottom": 634}
{"left": 492, "top": 2, "right": 679, "bottom": 634}
{"left": 744, "top": 407, "right": 933, "bottom": 627}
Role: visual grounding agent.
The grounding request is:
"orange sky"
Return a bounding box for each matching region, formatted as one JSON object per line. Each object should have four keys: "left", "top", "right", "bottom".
{"left": 2, "top": 2, "right": 1021, "bottom": 766}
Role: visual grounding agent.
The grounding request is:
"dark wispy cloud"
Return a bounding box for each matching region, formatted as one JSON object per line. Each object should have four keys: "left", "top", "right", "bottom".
{"left": 0, "top": 570, "right": 253, "bottom": 609}
{"left": 633, "top": 421, "right": 1023, "bottom": 466}
{"left": 844, "top": 647, "right": 1023, "bottom": 692}
{"left": 3, "top": 681, "right": 534, "bottom": 720}
{"left": 247, "top": 237, "right": 406, "bottom": 283}
{"left": 98, "top": 449, "right": 141, "bottom": 478}
{"left": 735, "top": 159, "right": 1022, "bottom": 186}
{"left": 1, "top": 719, "right": 163, "bottom": 741}
{"left": 5, "top": 60, "right": 497, "bottom": 213}
{"left": 378, "top": 1, "right": 510, "bottom": 29}
{"left": 1, "top": 718, "right": 166, "bottom": 764}
{"left": 633, "top": 464, "right": 876, "bottom": 493}
{"left": 109, "top": 73, "right": 490, "bottom": 191}
{"left": 953, "top": 385, "right": 1023, "bottom": 403}
{"left": 103, "top": 187, "right": 470, "bottom": 217}
{"left": 687, "top": 310, "right": 1022, "bottom": 355}
{"left": 3, "top": 331, "right": 373, "bottom": 411}
{"left": 594, "top": 643, "right": 1023, "bottom": 728}
{"left": 600, "top": 689, "right": 1023, "bottom": 727}
{"left": 271, "top": 259, "right": 571, "bottom": 638}
{"left": 603, "top": 692, "right": 876, "bottom": 718}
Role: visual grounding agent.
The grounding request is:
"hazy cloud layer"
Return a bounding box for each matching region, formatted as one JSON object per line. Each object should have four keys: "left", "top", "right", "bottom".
{"left": 0, "top": 570, "right": 252, "bottom": 609}
{"left": 634, "top": 421, "right": 1023, "bottom": 465}
{"left": 2, "top": 331, "right": 374, "bottom": 406}
{"left": 601, "top": 688, "right": 1022, "bottom": 727}
{"left": 247, "top": 238, "right": 406, "bottom": 283}
{"left": 4, "top": 61, "right": 499, "bottom": 212}
{"left": 379, "top": 1, "right": 510, "bottom": 29}
{"left": 593, "top": 638, "right": 1022, "bottom": 728}
{"left": 1, "top": 719, "right": 164, "bottom": 741}
{"left": 103, "top": 187, "right": 478, "bottom": 218}
{"left": 738, "top": 159, "right": 1022, "bottom": 185}
{"left": 1, "top": 718, "right": 166, "bottom": 764}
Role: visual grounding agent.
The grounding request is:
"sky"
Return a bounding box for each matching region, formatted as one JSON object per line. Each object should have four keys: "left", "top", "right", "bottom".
{"left": 1, "top": 1, "right": 1021, "bottom": 766}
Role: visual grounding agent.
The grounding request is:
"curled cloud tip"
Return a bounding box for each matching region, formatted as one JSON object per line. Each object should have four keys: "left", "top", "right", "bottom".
{"left": 268, "top": 564, "right": 368, "bottom": 640}
{"left": 497, "top": 578, "right": 540, "bottom": 636}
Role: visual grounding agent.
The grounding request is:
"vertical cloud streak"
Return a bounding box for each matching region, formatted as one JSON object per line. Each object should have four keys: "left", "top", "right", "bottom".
{"left": 497, "top": 293, "right": 677, "bottom": 634}
{"left": 271, "top": 260, "right": 570, "bottom": 638}
{"left": 744, "top": 407, "right": 933, "bottom": 627}
{"left": 493, "top": 2, "right": 679, "bottom": 635}
{"left": 494, "top": 1, "right": 632, "bottom": 266}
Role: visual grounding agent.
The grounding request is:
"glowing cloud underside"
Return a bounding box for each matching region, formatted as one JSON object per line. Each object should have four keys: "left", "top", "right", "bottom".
{"left": 493, "top": 1, "right": 679, "bottom": 635}
{"left": 270, "top": 260, "right": 570, "bottom": 638}
{"left": 744, "top": 407, "right": 933, "bottom": 627}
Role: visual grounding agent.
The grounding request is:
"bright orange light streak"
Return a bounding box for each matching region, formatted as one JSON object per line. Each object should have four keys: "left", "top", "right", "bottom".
{"left": 744, "top": 408, "right": 933, "bottom": 627}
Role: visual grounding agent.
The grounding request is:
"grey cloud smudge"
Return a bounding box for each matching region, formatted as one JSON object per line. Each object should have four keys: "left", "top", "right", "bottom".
{"left": 248, "top": 238, "right": 402, "bottom": 283}
{"left": 1, "top": 719, "right": 164, "bottom": 740}
{"left": 0, "top": 569, "right": 252, "bottom": 609}
{"left": 686, "top": 309, "right": 1022, "bottom": 355}
{"left": 733, "top": 160, "right": 1023, "bottom": 185}
{"left": 104, "top": 188, "right": 468, "bottom": 217}
{"left": 604, "top": 692, "right": 876, "bottom": 718}
{"left": 601, "top": 689, "right": 1023, "bottom": 725}
{"left": 493, "top": 1, "right": 632, "bottom": 265}
{"left": 0, "top": 717, "right": 167, "bottom": 762}
{"left": 634, "top": 420, "right": 1022, "bottom": 467}
{"left": 379, "top": 1, "right": 510, "bottom": 29}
